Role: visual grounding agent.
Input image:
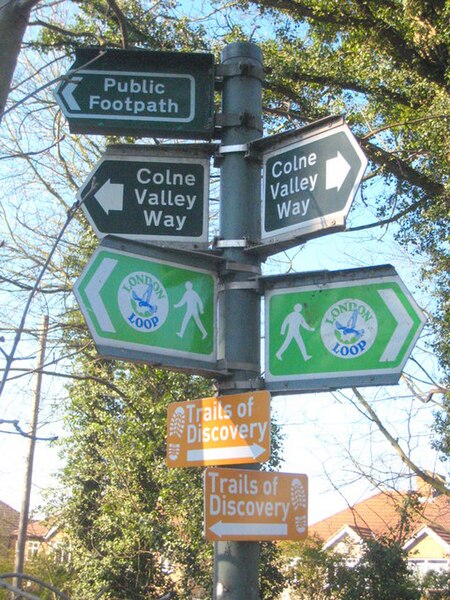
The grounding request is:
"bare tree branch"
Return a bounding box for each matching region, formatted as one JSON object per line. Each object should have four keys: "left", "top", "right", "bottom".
{"left": 105, "top": 0, "right": 129, "bottom": 48}
{"left": 352, "top": 387, "right": 450, "bottom": 497}
{"left": 0, "top": 419, "right": 57, "bottom": 441}
{"left": 0, "top": 178, "right": 99, "bottom": 401}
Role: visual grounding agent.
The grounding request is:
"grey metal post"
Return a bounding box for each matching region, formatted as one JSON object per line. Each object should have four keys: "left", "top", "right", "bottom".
{"left": 14, "top": 314, "right": 49, "bottom": 592}
{"left": 214, "top": 42, "right": 263, "bottom": 600}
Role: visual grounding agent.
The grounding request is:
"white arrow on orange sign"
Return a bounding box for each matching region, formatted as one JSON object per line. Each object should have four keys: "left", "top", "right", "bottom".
{"left": 187, "top": 443, "right": 266, "bottom": 464}
{"left": 166, "top": 391, "right": 271, "bottom": 468}
{"left": 204, "top": 468, "right": 308, "bottom": 541}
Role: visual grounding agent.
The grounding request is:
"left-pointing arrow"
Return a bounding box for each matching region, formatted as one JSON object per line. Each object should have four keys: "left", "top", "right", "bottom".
{"left": 95, "top": 179, "right": 124, "bottom": 214}
{"left": 61, "top": 77, "right": 82, "bottom": 111}
{"left": 84, "top": 257, "right": 118, "bottom": 333}
{"left": 209, "top": 521, "right": 288, "bottom": 538}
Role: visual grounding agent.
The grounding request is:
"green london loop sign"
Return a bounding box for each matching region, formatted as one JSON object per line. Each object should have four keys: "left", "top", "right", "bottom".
{"left": 74, "top": 241, "right": 219, "bottom": 374}
{"left": 264, "top": 266, "right": 426, "bottom": 392}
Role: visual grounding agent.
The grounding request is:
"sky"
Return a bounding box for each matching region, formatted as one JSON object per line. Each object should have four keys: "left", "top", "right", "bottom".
{"left": 0, "top": 0, "right": 447, "bottom": 534}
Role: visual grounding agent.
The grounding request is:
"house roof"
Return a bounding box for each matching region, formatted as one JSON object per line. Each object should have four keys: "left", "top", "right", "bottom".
{"left": 309, "top": 488, "right": 450, "bottom": 544}
{"left": 404, "top": 525, "right": 450, "bottom": 554}
{"left": 0, "top": 500, "right": 19, "bottom": 539}
{"left": 322, "top": 524, "right": 375, "bottom": 550}
{"left": 10, "top": 519, "right": 55, "bottom": 540}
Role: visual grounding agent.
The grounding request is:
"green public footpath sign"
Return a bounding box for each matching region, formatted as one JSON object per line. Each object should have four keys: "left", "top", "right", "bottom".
{"left": 54, "top": 48, "right": 215, "bottom": 138}
{"left": 264, "top": 265, "right": 426, "bottom": 393}
{"left": 74, "top": 239, "right": 219, "bottom": 374}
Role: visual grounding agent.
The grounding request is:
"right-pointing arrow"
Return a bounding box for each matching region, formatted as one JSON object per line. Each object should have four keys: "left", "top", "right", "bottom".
{"left": 187, "top": 443, "right": 266, "bottom": 463}
{"left": 378, "top": 288, "right": 414, "bottom": 362}
{"left": 326, "top": 151, "right": 351, "bottom": 191}
{"left": 95, "top": 179, "right": 124, "bottom": 214}
{"left": 61, "top": 77, "right": 82, "bottom": 112}
{"left": 84, "top": 257, "right": 118, "bottom": 333}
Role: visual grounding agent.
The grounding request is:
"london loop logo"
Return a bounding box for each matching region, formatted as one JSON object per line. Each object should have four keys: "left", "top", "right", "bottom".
{"left": 118, "top": 271, "right": 169, "bottom": 332}
{"left": 320, "top": 298, "right": 378, "bottom": 359}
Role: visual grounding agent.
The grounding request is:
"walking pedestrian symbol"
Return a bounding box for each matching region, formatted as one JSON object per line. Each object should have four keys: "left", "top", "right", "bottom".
{"left": 276, "top": 303, "right": 315, "bottom": 361}
{"left": 175, "top": 281, "right": 208, "bottom": 339}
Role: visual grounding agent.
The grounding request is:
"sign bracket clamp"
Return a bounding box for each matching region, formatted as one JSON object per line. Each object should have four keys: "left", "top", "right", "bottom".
{"left": 215, "top": 61, "right": 265, "bottom": 85}
{"left": 214, "top": 112, "right": 264, "bottom": 133}
{"left": 216, "top": 374, "right": 265, "bottom": 390}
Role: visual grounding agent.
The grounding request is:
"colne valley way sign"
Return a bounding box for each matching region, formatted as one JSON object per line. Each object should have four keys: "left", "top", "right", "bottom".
{"left": 251, "top": 117, "right": 368, "bottom": 248}
{"left": 78, "top": 144, "right": 211, "bottom": 246}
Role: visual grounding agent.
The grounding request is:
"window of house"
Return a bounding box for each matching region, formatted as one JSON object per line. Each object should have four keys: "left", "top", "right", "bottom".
{"left": 409, "top": 558, "right": 449, "bottom": 574}
{"left": 26, "top": 540, "right": 40, "bottom": 561}
{"left": 52, "top": 541, "right": 71, "bottom": 563}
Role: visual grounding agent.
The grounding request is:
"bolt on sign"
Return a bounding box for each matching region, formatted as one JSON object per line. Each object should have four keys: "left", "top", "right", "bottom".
{"left": 54, "top": 48, "right": 215, "bottom": 138}
{"left": 78, "top": 144, "right": 211, "bottom": 246}
{"left": 166, "top": 391, "right": 271, "bottom": 468}
{"left": 73, "top": 237, "right": 221, "bottom": 375}
{"left": 204, "top": 468, "right": 308, "bottom": 541}
{"left": 263, "top": 264, "right": 426, "bottom": 393}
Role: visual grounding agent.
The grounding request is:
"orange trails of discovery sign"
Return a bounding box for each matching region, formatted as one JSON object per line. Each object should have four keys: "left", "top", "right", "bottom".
{"left": 204, "top": 467, "right": 308, "bottom": 541}
{"left": 166, "top": 391, "right": 271, "bottom": 468}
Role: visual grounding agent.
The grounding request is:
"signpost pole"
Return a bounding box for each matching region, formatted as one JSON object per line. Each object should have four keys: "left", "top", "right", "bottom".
{"left": 214, "top": 42, "right": 263, "bottom": 600}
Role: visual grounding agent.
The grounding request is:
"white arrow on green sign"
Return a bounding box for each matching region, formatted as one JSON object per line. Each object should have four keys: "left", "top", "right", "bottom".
{"left": 78, "top": 144, "right": 211, "bottom": 246}
{"left": 74, "top": 238, "right": 220, "bottom": 375}
{"left": 264, "top": 265, "right": 426, "bottom": 393}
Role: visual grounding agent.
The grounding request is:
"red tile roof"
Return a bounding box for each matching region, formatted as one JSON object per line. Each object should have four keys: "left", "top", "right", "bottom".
{"left": 309, "top": 489, "right": 450, "bottom": 544}
{"left": 10, "top": 520, "right": 52, "bottom": 539}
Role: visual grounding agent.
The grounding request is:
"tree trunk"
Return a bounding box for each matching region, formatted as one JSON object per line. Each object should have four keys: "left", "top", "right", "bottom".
{"left": 0, "top": 0, "right": 40, "bottom": 123}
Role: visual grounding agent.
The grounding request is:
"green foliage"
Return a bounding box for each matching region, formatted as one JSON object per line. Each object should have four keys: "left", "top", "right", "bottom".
{"left": 281, "top": 536, "right": 351, "bottom": 599}
{"left": 55, "top": 353, "right": 214, "bottom": 599}
{"left": 24, "top": 554, "right": 75, "bottom": 600}
{"left": 260, "top": 541, "right": 285, "bottom": 599}
{"left": 282, "top": 534, "right": 421, "bottom": 600}
{"left": 421, "top": 570, "right": 450, "bottom": 599}
{"left": 0, "top": 551, "right": 14, "bottom": 600}
{"left": 36, "top": 0, "right": 210, "bottom": 54}
{"left": 432, "top": 395, "right": 450, "bottom": 461}
{"left": 348, "top": 537, "right": 420, "bottom": 600}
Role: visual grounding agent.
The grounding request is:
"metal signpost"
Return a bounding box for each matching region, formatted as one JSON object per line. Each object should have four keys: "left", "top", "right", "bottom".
{"left": 73, "top": 236, "right": 221, "bottom": 376}
{"left": 214, "top": 43, "right": 265, "bottom": 599}
{"left": 264, "top": 264, "right": 426, "bottom": 394}
{"left": 55, "top": 48, "right": 215, "bottom": 138}
{"left": 77, "top": 144, "right": 211, "bottom": 246}
{"left": 204, "top": 468, "right": 308, "bottom": 542}
{"left": 250, "top": 117, "right": 367, "bottom": 251}
{"left": 59, "top": 41, "right": 427, "bottom": 600}
{"left": 166, "top": 391, "right": 271, "bottom": 467}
